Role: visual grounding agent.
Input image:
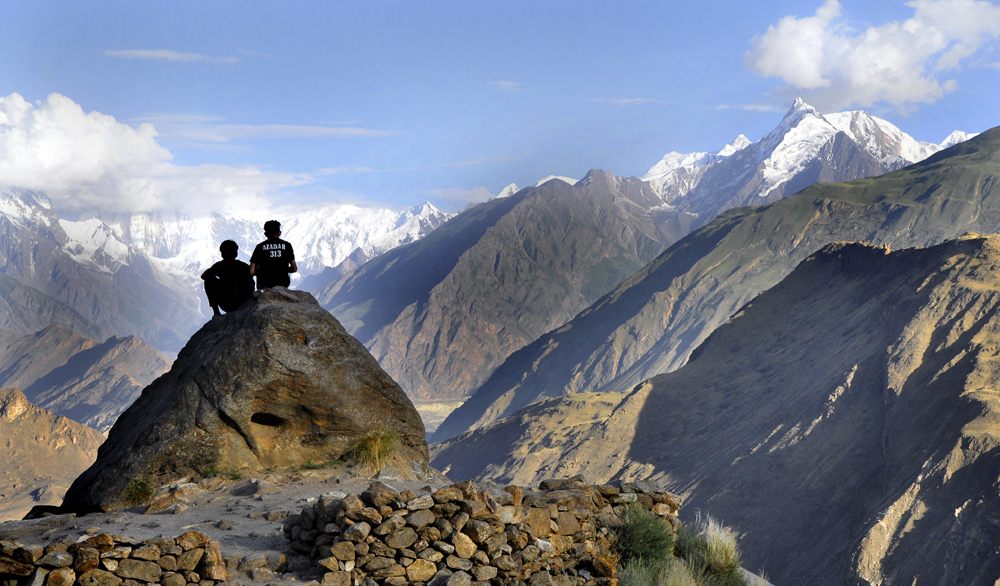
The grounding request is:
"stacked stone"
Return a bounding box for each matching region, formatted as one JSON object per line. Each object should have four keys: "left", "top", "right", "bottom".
{"left": 283, "top": 478, "right": 680, "bottom": 586}
{"left": 0, "top": 532, "right": 227, "bottom": 586}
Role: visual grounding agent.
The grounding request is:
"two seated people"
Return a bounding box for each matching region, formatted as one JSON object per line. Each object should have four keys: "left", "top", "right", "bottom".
{"left": 201, "top": 220, "right": 298, "bottom": 316}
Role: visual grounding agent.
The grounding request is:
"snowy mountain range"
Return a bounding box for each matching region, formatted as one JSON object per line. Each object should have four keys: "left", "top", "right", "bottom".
{"left": 59, "top": 202, "right": 453, "bottom": 289}
{"left": 641, "top": 98, "right": 976, "bottom": 221}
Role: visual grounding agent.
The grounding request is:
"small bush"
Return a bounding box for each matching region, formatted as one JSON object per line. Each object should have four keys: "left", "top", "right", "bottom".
{"left": 702, "top": 516, "right": 741, "bottom": 575}
{"left": 227, "top": 470, "right": 243, "bottom": 481}
{"left": 673, "top": 516, "right": 746, "bottom": 586}
{"left": 614, "top": 504, "right": 676, "bottom": 566}
{"left": 121, "top": 476, "right": 155, "bottom": 507}
{"left": 349, "top": 430, "right": 398, "bottom": 472}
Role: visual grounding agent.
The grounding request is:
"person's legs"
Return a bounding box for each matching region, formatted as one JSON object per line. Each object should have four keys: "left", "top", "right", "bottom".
{"left": 203, "top": 278, "right": 223, "bottom": 316}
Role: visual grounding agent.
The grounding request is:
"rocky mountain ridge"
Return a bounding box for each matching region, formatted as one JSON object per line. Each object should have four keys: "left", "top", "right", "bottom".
{"left": 0, "top": 324, "right": 170, "bottom": 431}
{"left": 0, "top": 188, "right": 201, "bottom": 350}
{"left": 431, "top": 235, "right": 1000, "bottom": 585}
{"left": 0, "top": 388, "right": 104, "bottom": 521}
{"left": 318, "top": 169, "right": 698, "bottom": 409}
{"left": 433, "top": 123, "right": 1000, "bottom": 441}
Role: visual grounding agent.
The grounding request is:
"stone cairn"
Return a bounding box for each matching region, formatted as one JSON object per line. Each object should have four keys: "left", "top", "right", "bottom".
{"left": 0, "top": 531, "right": 228, "bottom": 586}
{"left": 283, "top": 477, "right": 681, "bottom": 586}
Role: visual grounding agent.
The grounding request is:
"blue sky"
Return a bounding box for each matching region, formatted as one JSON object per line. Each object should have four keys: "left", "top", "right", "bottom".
{"left": 1, "top": 0, "right": 999, "bottom": 215}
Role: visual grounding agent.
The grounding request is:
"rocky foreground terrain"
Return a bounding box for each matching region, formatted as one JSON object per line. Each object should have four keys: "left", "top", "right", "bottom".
{"left": 432, "top": 235, "right": 1000, "bottom": 585}
{"left": 1, "top": 470, "right": 769, "bottom": 586}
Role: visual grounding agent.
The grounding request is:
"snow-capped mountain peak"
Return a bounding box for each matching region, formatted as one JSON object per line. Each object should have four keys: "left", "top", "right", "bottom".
{"left": 784, "top": 97, "right": 822, "bottom": 122}
{"left": 0, "top": 188, "right": 57, "bottom": 234}
{"left": 535, "top": 175, "right": 578, "bottom": 187}
{"left": 717, "top": 135, "right": 751, "bottom": 156}
{"left": 941, "top": 130, "right": 979, "bottom": 148}
{"left": 496, "top": 183, "right": 520, "bottom": 199}
{"left": 640, "top": 98, "right": 976, "bottom": 222}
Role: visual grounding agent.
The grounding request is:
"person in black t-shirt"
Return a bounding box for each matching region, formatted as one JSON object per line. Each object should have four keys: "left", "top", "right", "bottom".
{"left": 201, "top": 240, "right": 254, "bottom": 316}
{"left": 249, "top": 220, "right": 297, "bottom": 290}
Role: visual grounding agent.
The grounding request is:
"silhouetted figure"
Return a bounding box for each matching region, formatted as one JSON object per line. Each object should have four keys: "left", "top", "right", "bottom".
{"left": 201, "top": 240, "right": 254, "bottom": 317}
{"left": 250, "top": 219, "right": 297, "bottom": 290}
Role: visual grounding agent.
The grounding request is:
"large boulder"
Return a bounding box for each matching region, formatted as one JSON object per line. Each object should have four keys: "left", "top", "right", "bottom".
{"left": 62, "top": 288, "right": 428, "bottom": 512}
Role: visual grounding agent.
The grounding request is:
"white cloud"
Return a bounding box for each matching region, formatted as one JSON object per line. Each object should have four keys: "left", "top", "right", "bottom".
{"left": 314, "top": 166, "right": 377, "bottom": 175}
{"left": 132, "top": 113, "right": 398, "bottom": 145}
{"left": 105, "top": 49, "right": 240, "bottom": 64}
{"left": 745, "top": 0, "right": 1000, "bottom": 111}
{"left": 715, "top": 103, "right": 785, "bottom": 112}
{"left": 589, "top": 98, "right": 668, "bottom": 106}
{"left": 0, "top": 93, "right": 305, "bottom": 216}
{"left": 490, "top": 81, "right": 522, "bottom": 93}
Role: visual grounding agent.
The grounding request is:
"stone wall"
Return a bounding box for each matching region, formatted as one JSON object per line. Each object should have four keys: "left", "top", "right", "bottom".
{"left": 0, "top": 532, "right": 228, "bottom": 586}
{"left": 282, "top": 478, "right": 681, "bottom": 586}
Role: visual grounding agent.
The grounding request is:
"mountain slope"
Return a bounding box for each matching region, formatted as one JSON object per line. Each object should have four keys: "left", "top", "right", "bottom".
{"left": 0, "top": 324, "right": 170, "bottom": 431}
{"left": 0, "top": 188, "right": 203, "bottom": 350}
{"left": 319, "top": 171, "right": 696, "bottom": 405}
{"left": 0, "top": 388, "right": 104, "bottom": 521}
{"left": 0, "top": 271, "right": 105, "bottom": 341}
{"left": 434, "top": 125, "right": 1000, "bottom": 440}
{"left": 432, "top": 235, "right": 1000, "bottom": 586}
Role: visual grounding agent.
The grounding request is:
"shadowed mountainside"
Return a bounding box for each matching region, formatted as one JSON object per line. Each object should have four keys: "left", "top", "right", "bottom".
{"left": 0, "top": 325, "right": 170, "bottom": 431}
{"left": 0, "top": 272, "right": 106, "bottom": 341}
{"left": 435, "top": 124, "right": 1000, "bottom": 441}
{"left": 432, "top": 236, "right": 1000, "bottom": 586}
{"left": 318, "top": 171, "right": 696, "bottom": 403}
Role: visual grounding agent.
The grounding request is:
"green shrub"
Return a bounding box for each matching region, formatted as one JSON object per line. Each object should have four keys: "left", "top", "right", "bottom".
{"left": 349, "top": 429, "right": 398, "bottom": 472}
{"left": 614, "top": 504, "right": 676, "bottom": 566}
{"left": 121, "top": 476, "right": 155, "bottom": 507}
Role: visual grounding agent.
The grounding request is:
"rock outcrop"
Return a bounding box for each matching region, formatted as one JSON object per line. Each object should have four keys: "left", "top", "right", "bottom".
{"left": 431, "top": 235, "right": 1000, "bottom": 585}
{"left": 62, "top": 288, "right": 428, "bottom": 512}
{"left": 0, "top": 388, "right": 105, "bottom": 521}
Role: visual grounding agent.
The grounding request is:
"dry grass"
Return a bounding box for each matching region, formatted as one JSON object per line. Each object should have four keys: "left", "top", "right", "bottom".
{"left": 349, "top": 429, "right": 398, "bottom": 472}
{"left": 673, "top": 514, "right": 746, "bottom": 586}
{"left": 702, "top": 516, "right": 741, "bottom": 575}
{"left": 620, "top": 558, "right": 699, "bottom": 586}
